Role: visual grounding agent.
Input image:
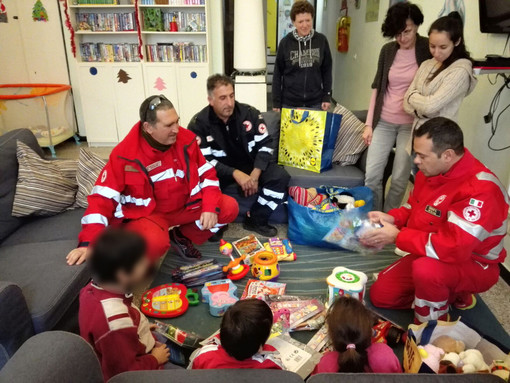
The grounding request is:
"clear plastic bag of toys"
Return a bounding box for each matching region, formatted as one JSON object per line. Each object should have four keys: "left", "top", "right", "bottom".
{"left": 323, "top": 210, "right": 382, "bottom": 254}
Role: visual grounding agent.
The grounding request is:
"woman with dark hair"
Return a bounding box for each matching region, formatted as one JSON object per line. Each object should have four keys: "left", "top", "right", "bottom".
{"left": 404, "top": 12, "right": 477, "bottom": 129}
{"left": 312, "top": 297, "right": 401, "bottom": 374}
{"left": 272, "top": 0, "right": 332, "bottom": 111}
{"left": 364, "top": 2, "right": 431, "bottom": 212}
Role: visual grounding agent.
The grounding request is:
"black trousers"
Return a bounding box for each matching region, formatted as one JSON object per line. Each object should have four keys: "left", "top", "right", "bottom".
{"left": 219, "top": 163, "right": 290, "bottom": 224}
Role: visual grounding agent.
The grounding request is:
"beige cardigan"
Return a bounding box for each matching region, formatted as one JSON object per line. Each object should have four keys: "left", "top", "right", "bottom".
{"left": 404, "top": 58, "right": 477, "bottom": 129}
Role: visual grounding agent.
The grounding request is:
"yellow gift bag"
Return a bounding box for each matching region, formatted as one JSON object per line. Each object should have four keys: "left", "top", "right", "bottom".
{"left": 278, "top": 108, "right": 342, "bottom": 173}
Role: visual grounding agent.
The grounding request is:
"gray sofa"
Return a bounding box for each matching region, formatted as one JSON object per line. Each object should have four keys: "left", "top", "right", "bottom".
{"left": 0, "top": 331, "right": 503, "bottom": 383}
{"left": 0, "top": 129, "right": 89, "bottom": 368}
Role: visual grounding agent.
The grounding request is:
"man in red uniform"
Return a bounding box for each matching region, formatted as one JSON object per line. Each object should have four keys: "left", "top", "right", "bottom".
{"left": 67, "top": 95, "right": 239, "bottom": 265}
{"left": 362, "top": 117, "right": 508, "bottom": 323}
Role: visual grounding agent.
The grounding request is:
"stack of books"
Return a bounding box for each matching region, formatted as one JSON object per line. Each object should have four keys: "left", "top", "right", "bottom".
{"left": 162, "top": 11, "right": 206, "bottom": 32}
{"left": 76, "top": 0, "right": 120, "bottom": 4}
{"left": 80, "top": 42, "right": 140, "bottom": 62}
{"left": 140, "top": 0, "right": 206, "bottom": 4}
{"left": 145, "top": 42, "right": 206, "bottom": 62}
{"left": 76, "top": 12, "right": 136, "bottom": 31}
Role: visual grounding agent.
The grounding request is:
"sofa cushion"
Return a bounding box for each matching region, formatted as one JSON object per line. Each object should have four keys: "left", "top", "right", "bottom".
{"left": 0, "top": 240, "right": 90, "bottom": 333}
{"left": 0, "top": 331, "right": 103, "bottom": 383}
{"left": 286, "top": 164, "right": 365, "bottom": 189}
{"left": 332, "top": 104, "right": 367, "bottom": 166}
{"left": 109, "top": 369, "right": 304, "bottom": 383}
{"left": 0, "top": 129, "right": 45, "bottom": 243}
{"left": 75, "top": 148, "right": 107, "bottom": 208}
{"left": 12, "top": 141, "right": 78, "bottom": 217}
{"left": 2, "top": 208, "right": 85, "bottom": 247}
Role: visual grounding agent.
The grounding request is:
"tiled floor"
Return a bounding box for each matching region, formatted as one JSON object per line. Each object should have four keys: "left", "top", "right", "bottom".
{"left": 52, "top": 139, "right": 510, "bottom": 334}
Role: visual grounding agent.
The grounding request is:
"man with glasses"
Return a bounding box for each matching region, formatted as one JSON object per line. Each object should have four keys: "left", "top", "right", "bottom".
{"left": 188, "top": 74, "right": 290, "bottom": 238}
{"left": 361, "top": 117, "right": 508, "bottom": 324}
{"left": 66, "top": 95, "right": 239, "bottom": 265}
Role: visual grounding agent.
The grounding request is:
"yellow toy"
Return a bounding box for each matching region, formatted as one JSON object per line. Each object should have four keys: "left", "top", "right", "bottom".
{"left": 263, "top": 237, "right": 296, "bottom": 262}
{"left": 152, "top": 294, "right": 183, "bottom": 311}
{"left": 251, "top": 251, "right": 280, "bottom": 281}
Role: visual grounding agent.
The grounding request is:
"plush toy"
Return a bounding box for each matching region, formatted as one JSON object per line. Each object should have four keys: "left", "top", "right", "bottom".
{"left": 490, "top": 355, "right": 510, "bottom": 382}
{"left": 433, "top": 335, "right": 466, "bottom": 354}
{"left": 288, "top": 187, "right": 326, "bottom": 207}
{"left": 459, "top": 349, "right": 490, "bottom": 373}
{"left": 419, "top": 344, "right": 445, "bottom": 373}
{"left": 443, "top": 352, "right": 462, "bottom": 367}
{"left": 439, "top": 360, "right": 463, "bottom": 374}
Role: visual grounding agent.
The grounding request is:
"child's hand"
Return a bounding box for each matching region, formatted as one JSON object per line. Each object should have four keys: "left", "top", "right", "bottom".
{"left": 151, "top": 343, "right": 170, "bottom": 365}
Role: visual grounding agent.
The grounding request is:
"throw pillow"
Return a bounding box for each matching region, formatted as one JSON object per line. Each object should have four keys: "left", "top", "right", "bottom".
{"left": 75, "top": 148, "right": 107, "bottom": 208}
{"left": 12, "top": 141, "right": 78, "bottom": 217}
{"left": 332, "top": 104, "right": 367, "bottom": 166}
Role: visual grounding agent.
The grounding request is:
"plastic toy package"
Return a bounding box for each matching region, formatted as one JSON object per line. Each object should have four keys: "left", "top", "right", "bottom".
{"left": 171, "top": 259, "right": 225, "bottom": 287}
{"left": 323, "top": 210, "right": 382, "bottom": 253}
{"left": 267, "top": 334, "right": 323, "bottom": 379}
{"left": 232, "top": 234, "right": 265, "bottom": 265}
{"left": 307, "top": 324, "right": 331, "bottom": 352}
{"left": 240, "top": 279, "right": 286, "bottom": 300}
{"left": 265, "top": 295, "right": 326, "bottom": 332}
{"left": 153, "top": 320, "right": 204, "bottom": 349}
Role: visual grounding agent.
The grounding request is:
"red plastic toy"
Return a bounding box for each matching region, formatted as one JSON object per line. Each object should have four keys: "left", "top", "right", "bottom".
{"left": 141, "top": 283, "right": 199, "bottom": 319}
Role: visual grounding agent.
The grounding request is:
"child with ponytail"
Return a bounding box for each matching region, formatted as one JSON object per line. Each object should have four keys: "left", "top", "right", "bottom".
{"left": 312, "top": 297, "right": 401, "bottom": 374}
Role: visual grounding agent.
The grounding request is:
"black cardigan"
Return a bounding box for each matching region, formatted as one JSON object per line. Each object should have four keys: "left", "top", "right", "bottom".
{"left": 371, "top": 35, "right": 431, "bottom": 129}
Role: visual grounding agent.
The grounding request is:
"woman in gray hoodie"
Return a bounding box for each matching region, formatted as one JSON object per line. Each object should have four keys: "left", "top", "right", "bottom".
{"left": 404, "top": 12, "right": 477, "bottom": 130}
{"left": 272, "top": 0, "right": 332, "bottom": 111}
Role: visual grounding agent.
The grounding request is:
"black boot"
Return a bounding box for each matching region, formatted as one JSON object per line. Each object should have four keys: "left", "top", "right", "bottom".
{"left": 208, "top": 225, "right": 228, "bottom": 243}
{"left": 243, "top": 214, "right": 277, "bottom": 237}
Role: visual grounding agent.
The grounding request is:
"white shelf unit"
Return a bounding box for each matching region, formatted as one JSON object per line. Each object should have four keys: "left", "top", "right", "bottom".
{"left": 63, "top": 0, "right": 211, "bottom": 145}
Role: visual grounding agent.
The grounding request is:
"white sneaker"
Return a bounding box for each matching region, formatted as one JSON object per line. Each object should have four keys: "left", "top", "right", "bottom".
{"left": 394, "top": 247, "right": 410, "bottom": 257}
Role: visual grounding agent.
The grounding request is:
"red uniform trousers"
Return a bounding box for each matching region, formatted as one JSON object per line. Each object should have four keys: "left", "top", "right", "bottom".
{"left": 370, "top": 254, "right": 500, "bottom": 323}
{"left": 124, "top": 194, "right": 238, "bottom": 261}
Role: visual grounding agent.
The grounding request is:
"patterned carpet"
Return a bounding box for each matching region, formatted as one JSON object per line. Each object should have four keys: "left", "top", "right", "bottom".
{"left": 151, "top": 240, "right": 510, "bottom": 351}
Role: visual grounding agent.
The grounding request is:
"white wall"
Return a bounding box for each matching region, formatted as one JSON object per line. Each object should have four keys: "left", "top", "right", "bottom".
{"left": 0, "top": 0, "right": 76, "bottom": 134}
{"left": 0, "top": 0, "right": 70, "bottom": 84}
{"left": 325, "top": 0, "right": 510, "bottom": 270}
{"left": 329, "top": 0, "right": 510, "bottom": 187}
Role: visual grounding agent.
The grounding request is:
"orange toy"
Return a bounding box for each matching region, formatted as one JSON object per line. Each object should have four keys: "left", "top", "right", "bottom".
{"left": 220, "top": 239, "right": 249, "bottom": 280}
{"left": 251, "top": 251, "right": 280, "bottom": 281}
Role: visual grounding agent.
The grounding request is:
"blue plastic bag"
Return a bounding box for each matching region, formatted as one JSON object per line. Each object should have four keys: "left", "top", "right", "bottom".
{"left": 288, "top": 186, "right": 373, "bottom": 249}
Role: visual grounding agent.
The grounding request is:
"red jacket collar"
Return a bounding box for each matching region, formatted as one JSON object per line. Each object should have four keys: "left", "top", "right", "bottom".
{"left": 425, "top": 149, "right": 475, "bottom": 185}
{"left": 114, "top": 121, "right": 196, "bottom": 161}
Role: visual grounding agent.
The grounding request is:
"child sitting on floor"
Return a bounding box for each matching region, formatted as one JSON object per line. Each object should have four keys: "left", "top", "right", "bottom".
{"left": 313, "top": 297, "right": 401, "bottom": 374}
{"left": 79, "top": 228, "right": 180, "bottom": 381}
{"left": 189, "top": 299, "right": 283, "bottom": 369}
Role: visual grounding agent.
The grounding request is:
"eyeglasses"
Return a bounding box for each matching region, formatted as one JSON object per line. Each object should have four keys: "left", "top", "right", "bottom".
{"left": 144, "top": 94, "right": 170, "bottom": 122}
{"left": 395, "top": 29, "right": 414, "bottom": 39}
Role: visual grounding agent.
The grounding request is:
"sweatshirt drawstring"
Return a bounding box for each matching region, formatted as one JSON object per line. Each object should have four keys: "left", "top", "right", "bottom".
{"left": 293, "top": 28, "right": 315, "bottom": 67}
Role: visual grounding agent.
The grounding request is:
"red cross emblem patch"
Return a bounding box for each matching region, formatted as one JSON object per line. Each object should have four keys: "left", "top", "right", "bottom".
{"left": 463, "top": 206, "right": 481, "bottom": 222}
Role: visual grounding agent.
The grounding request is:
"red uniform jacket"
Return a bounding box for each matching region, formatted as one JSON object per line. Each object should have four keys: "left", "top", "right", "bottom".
{"left": 79, "top": 282, "right": 159, "bottom": 381}
{"left": 78, "top": 122, "right": 221, "bottom": 246}
{"left": 190, "top": 343, "right": 283, "bottom": 370}
{"left": 389, "top": 150, "right": 509, "bottom": 264}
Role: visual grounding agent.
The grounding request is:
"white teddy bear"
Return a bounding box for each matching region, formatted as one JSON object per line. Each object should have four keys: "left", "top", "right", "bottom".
{"left": 459, "top": 349, "right": 490, "bottom": 373}
{"left": 443, "top": 352, "right": 462, "bottom": 367}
